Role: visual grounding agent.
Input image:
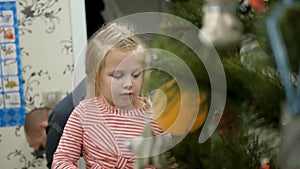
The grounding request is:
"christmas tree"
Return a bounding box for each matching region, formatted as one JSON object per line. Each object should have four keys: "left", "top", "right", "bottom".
{"left": 147, "top": 0, "right": 300, "bottom": 168}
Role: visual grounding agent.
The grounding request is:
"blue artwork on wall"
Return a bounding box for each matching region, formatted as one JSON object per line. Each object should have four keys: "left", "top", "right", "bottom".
{"left": 0, "top": 0, "right": 25, "bottom": 127}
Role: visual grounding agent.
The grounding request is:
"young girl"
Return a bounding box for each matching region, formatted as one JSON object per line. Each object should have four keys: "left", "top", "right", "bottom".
{"left": 52, "top": 23, "right": 174, "bottom": 169}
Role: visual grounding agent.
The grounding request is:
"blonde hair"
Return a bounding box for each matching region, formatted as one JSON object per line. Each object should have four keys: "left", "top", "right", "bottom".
{"left": 85, "top": 23, "right": 146, "bottom": 99}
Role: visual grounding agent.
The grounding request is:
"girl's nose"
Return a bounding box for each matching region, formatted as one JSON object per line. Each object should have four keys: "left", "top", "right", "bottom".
{"left": 123, "top": 77, "right": 133, "bottom": 89}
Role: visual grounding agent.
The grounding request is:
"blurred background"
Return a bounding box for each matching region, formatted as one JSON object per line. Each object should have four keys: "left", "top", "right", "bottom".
{"left": 0, "top": 0, "right": 299, "bottom": 168}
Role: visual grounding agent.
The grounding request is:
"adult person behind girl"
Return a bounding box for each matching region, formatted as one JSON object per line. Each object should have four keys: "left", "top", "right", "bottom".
{"left": 24, "top": 78, "right": 86, "bottom": 168}
{"left": 24, "top": 107, "right": 52, "bottom": 154}
{"left": 52, "top": 23, "right": 175, "bottom": 168}
{"left": 46, "top": 78, "right": 86, "bottom": 168}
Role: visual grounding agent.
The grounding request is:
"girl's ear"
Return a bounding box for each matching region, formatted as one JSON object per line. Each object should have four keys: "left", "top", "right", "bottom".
{"left": 39, "top": 121, "right": 48, "bottom": 129}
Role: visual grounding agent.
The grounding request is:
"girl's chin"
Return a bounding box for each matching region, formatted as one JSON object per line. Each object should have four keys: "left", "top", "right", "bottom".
{"left": 110, "top": 94, "right": 139, "bottom": 109}
{"left": 115, "top": 99, "right": 136, "bottom": 109}
{"left": 115, "top": 103, "right": 135, "bottom": 110}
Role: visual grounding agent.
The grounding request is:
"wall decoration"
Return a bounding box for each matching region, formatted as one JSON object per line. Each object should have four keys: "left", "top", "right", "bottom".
{"left": 0, "top": 0, "right": 25, "bottom": 127}
{"left": 14, "top": 125, "right": 21, "bottom": 136}
{"left": 22, "top": 65, "right": 51, "bottom": 110}
{"left": 18, "top": 0, "right": 61, "bottom": 35}
{"left": 60, "top": 38, "right": 74, "bottom": 75}
{"left": 60, "top": 38, "right": 73, "bottom": 55}
{"left": 0, "top": 0, "right": 77, "bottom": 167}
{"left": 1, "top": 43, "right": 17, "bottom": 59}
{"left": 7, "top": 149, "right": 45, "bottom": 169}
{"left": 62, "top": 64, "right": 74, "bottom": 75}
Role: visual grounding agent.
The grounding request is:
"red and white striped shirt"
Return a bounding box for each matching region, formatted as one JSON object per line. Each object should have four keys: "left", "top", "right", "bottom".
{"left": 52, "top": 96, "right": 167, "bottom": 169}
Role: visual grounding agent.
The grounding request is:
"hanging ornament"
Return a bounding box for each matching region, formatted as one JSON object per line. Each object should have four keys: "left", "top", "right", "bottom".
{"left": 152, "top": 79, "right": 208, "bottom": 136}
{"left": 248, "top": 0, "right": 268, "bottom": 14}
{"left": 238, "top": 0, "right": 252, "bottom": 15}
{"left": 198, "top": 0, "right": 243, "bottom": 48}
{"left": 127, "top": 123, "right": 178, "bottom": 169}
{"left": 260, "top": 157, "right": 271, "bottom": 169}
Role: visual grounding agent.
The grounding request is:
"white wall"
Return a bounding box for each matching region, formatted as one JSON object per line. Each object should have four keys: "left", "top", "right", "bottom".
{"left": 0, "top": 0, "right": 78, "bottom": 168}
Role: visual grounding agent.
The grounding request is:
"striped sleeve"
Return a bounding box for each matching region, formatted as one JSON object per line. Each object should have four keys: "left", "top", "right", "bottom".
{"left": 51, "top": 102, "right": 85, "bottom": 169}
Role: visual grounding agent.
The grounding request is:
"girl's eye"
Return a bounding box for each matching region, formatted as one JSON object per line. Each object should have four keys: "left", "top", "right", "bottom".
{"left": 112, "top": 72, "right": 123, "bottom": 79}
{"left": 132, "top": 72, "right": 141, "bottom": 78}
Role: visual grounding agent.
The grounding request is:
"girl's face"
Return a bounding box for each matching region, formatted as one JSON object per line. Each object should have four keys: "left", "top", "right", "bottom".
{"left": 99, "top": 49, "right": 143, "bottom": 109}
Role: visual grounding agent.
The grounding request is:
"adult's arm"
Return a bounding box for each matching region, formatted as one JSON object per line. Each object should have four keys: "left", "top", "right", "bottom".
{"left": 46, "top": 93, "right": 75, "bottom": 168}
{"left": 51, "top": 103, "right": 85, "bottom": 168}
{"left": 46, "top": 78, "right": 86, "bottom": 168}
